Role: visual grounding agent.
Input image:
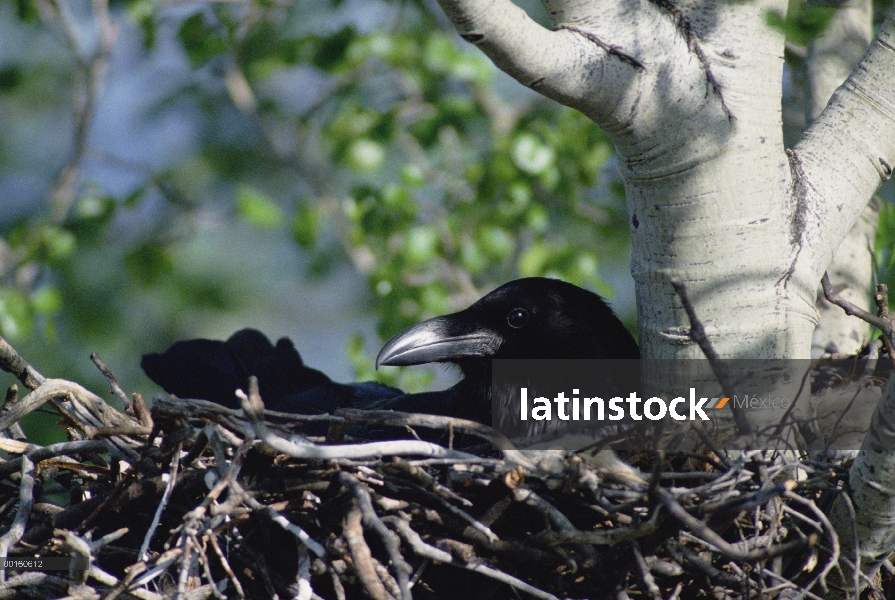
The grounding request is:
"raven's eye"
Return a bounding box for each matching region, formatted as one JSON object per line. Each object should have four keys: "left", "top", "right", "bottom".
{"left": 507, "top": 308, "right": 529, "bottom": 328}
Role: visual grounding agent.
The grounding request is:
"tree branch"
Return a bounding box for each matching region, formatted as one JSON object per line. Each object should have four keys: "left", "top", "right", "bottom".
{"left": 432, "top": 0, "right": 646, "bottom": 114}
{"left": 798, "top": 11, "right": 895, "bottom": 276}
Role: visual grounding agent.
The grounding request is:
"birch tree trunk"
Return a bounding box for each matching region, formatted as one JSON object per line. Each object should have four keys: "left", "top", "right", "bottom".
{"left": 785, "top": 3, "right": 893, "bottom": 594}
{"left": 430, "top": 0, "right": 895, "bottom": 594}
{"left": 807, "top": 0, "right": 878, "bottom": 359}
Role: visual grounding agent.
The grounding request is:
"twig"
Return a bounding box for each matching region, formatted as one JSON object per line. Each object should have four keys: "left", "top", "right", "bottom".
{"left": 90, "top": 352, "right": 131, "bottom": 408}
{"left": 174, "top": 534, "right": 196, "bottom": 600}
{"left": 822, "top": 273, "right": 895, "bottom": 363}
{"left": 669, "top": 277, "right": 751, "bottom": 435}
{"left": 339, "top": 472, "right": 413, "bottom": 600}
{"left": 236, "top": 387, "right": 476, "bottom": 461}
{"left": 532, "top": 506, "right": 661, "bottom": 546}
{"left": 335, "top": 408, "right": 493, "bottom": 442}
{"left": 296, "top": 541, "right": 313, "bottom": 600}
{"left": 0, "top": 378, "right": 143, "bottom": 462}
{"left": 383, "top": 517, "right": 561, "bottom": 600}
{"left": 0, "top": 335, "right": 45, "bottom": 390}
{"left": 139, "top": 441, "right": 182, "bottom": 562}
{"left": 239, "top": 488, "right": 326, "bottom": 559}
{"left": 631, "top": 541, "right": 662, "bottom": 600}
{"left": 658, "top": 487, "right": 805, "bottom": 561}
{"left": 207, "top": 532, "right": 246, "bottom": 599}
{"left": 512, "top": 487, "right": 599, "bottom": 566}
{"left": 384, "top": 457, "right": 473, "bottom": 505}
{"left": 343, "top": 499, "right": 394, "bottom": 600}
{"left": 0, "top": 456, "right": 35, "bottom": 583}
{"left": 0, "top": 439, "right": 108, "bottom": 477}
{"left": 1, "top": 384, "right": 27, "bottom": 440}
{"left": 36, "top": 0, "right": 119, "bottom": 223}
{"left": 195, "top": 533, "right": 226, "bottom": 600}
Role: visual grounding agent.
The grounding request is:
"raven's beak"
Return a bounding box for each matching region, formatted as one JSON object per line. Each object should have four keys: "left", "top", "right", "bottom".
{"left": 376, "top": 313, "right": 501, "bottom": 368}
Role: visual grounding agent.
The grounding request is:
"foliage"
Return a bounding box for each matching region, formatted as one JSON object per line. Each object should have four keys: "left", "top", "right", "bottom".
{"left": 0, "top": 0, "right": 893, "bottom": 395}
{"left": 0, "top": 0, "right": 629, "bottom": 393}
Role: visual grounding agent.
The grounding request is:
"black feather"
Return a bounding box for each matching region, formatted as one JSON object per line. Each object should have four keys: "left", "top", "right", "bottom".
{"left": 142, "top": 278, "right": 638, "bottom": 438}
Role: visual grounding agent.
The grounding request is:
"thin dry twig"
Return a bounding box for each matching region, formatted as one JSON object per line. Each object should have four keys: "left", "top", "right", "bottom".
{"left": 669, "top": 277, "right": 751, "bottom": 435}
{"left": 90, "top": 352, "right": 131, "bottom": 408}
{"left": 822, "top": 272, "right": 895, "bottom": 364}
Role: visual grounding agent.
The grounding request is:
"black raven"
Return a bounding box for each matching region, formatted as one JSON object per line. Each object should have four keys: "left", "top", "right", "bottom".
{"left": 376, "top": 277, "right": 639, "bottom": 436}
{"left": 141, "top": 328, "right": 403, "bottom": 413}
{"left": 142, "top": 278, "right": 638, "bottom": 436}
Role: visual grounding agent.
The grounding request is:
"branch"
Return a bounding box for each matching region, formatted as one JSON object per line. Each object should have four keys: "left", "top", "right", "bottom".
{"left": 91, "top": 352, "right": 131, "bottom": 408}
{"left": 432, "top": 0, "right": 642, "bottom": 110}
{"left": 797, "top": 10, "right": 895, "bottom": 273}
{"left": 36, "top": 0, "right": 119, "bottom": 223}
{"left": 0, "top": 335, "right": 45, "bottom": 390}
{"left": 0, "top": 456, "right": 34, "bottom": 583}
{"left": 384, "top": 516, "right": 561, "bottom": 600}
{"left": 236, "top": 380, "right": 478, "bottom": 460}
{"left": 821, "top": 272, "right": 895, "bottom": 355}
{"left": 339, "top": 472, "right": 413, "bottom": 600}
{"left": 669, "top": 277, "right": 751, "bottom": 435}
{"left": 343, "top": 499, "right": 393, "bottom": 600}
{"left": 805, "top": 0, "right": 873, "bottom": 122}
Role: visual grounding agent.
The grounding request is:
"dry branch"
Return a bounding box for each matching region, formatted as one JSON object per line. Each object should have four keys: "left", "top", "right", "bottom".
{"left": 0, "top": 333, "right": 892, "bottom": 599}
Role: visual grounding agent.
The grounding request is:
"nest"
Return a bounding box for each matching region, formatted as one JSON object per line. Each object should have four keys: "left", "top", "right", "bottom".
{"left": 0, "top": 337, "right": 893, "bottom": 600}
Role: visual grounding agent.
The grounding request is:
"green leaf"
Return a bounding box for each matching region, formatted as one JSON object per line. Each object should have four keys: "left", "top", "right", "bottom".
{"left": 400, "top": 164, "right": 426, "bottom": 187}
{"left": 311, "top": 27, "right": 357, "bottom": 72}
{"left": 512, "top": 133, "right": 555, "bottom": 175}
{"left": 123, "top": 185, "right": 148, "bottom": 208}
{"left": 346, "top": 139, "right": 385, "bottom": 174}
{"left": 75, "top": 196, "right": 114, "bottom": 220}
{"left": 403, "top": 225, "right": 439, "bottom": 266}
{"left": 0, "top": 65, "right": 23, "bottom": 93}
{"left": 765, "top": 3, "right": 835, "bottom": 46}
{"left": 0, "top": 288, "right": 33, "bottom": 339}
{"left": 41, "top": 226, "right": 76, "bottom": 262}
{"left": 178, "top": 13, "right": 227, "bottom": 69}
{"left": 31, "top": 286, "right": 62, "bottom": 314}
{"left": 420, "top": 281, "right": 449, "bottom": 315}
{"left": 292, "top": 201, "right": 322, "bottom": 249}
{"left": 237, "top": 186, "right": 283, "bottom": 228}
{"left": 875, "top": 201, "right": 895, "bottom": 257}
{"left": 575, "top": 252, "right": 599, "bottom": 278}
{"left": 127, "top": 0, "right": 158, "bottom": 49}
{"left": 478, "top": 226, "right": 515, "bottom": 261}
{"left": 518, "top": 242, "right": 550, "bottom": 277}
{"left": 460, "top": 241, "right": 488, "bottom": 275}
{"left": 525, "top": 204, "right": 550, "bottom": 233}
{"left": 172, "top": 275, "right": 231, "bottom": 310}
{"left": 15, "top": 0, "right": 37, "bottom": 23}
{"left": 124, "top": 242, "right": 174, "bottom": 286}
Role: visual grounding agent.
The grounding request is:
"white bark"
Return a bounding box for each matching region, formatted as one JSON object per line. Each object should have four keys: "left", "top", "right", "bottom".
{"left": 796, "top": 17, "right": 895, "bottom": 289}
{"left": 436, "top": 0, "right": 895, "bottom": 361}
{"left": 806, "top": 6, "right": 895, "bottom": 591}
{"left": 807, "top": 0, "right": 877, "bottom": 358}
{"left": 828, "top": 376, "right": 895, "bottom": 597}
{"left": 812, "top": 198, "right": 877, "bottom": 357}
{"left": 432, "top": 2, "right": 895, "bottom": 591}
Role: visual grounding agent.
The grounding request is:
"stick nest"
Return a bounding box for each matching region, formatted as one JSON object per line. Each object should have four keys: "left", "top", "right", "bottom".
{"left": 0, "top": 338, "right": 893, "bottom": 600}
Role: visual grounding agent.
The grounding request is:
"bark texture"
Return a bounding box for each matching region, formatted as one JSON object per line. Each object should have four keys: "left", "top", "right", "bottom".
{"left": 807, "top": 0, "right": 877, "bottom": 358}
{"left": 436, "top": 0, "right": 895, "bottom": 362}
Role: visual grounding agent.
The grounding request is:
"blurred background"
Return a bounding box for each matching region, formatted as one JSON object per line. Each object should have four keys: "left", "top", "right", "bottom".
{"left": 1, "top": 0, "right": 894, "bottom": 442}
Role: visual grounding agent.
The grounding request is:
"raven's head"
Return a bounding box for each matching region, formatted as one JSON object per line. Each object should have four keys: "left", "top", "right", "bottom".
{"left": 376, "top": 278, "right": 638, "bottom": 378}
